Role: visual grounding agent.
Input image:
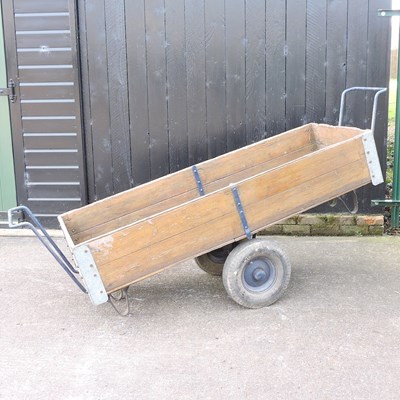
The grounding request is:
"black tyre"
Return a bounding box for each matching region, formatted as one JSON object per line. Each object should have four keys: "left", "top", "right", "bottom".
{"left": 195, "top": 244, "right": 236, "bottom": 276}
{"left": 222, "top": 239, "right": 291, "bottom": 308}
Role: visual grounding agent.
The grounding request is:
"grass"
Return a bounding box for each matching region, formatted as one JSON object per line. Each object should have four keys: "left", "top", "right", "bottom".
{"left": 387, "top": 79, "right": 396, "bottom": 187}
{"left": 385, "top": 80, "right": 398, "bottom": 233}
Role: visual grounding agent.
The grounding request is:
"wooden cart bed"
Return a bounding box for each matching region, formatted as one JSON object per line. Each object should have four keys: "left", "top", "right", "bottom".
{"left": 58, "top": 123, "right": 383, "bottom": 305}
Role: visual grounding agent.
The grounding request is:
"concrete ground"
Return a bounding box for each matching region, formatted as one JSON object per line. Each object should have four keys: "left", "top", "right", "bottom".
{"left": 1, "top": 234, "right": 400, "bottom": 400}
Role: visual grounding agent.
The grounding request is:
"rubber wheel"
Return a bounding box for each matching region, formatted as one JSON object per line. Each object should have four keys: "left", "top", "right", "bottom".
{"left": 195, "top": 244, "right": 236, "bottom": 276}
{"left": 222, "top": 239, "right": 291, "bottom": 308}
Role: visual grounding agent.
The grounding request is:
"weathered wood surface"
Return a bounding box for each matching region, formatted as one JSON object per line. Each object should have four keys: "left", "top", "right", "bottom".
{"left": 61, "top": 124, "right": 322, "bottom": 244}
{"left": 60, "top": 124, "right": 372, "bottom": 293}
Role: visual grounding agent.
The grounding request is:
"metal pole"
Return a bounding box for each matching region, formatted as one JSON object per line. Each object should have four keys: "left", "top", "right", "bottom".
{"left": 391, "top": 24, "right": 400, "bottom": 227}
{"left": 374, "top": 9, "right": 400, "bottom": 228}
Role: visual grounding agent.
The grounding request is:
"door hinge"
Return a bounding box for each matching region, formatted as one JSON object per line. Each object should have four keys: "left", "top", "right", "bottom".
{"left": 0, "top": 79, "right": 16, "bottom": 103}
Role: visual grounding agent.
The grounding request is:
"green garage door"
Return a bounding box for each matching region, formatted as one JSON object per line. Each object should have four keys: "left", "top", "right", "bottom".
{"left": 0, "top": 4, "right": 17, "bottom": 215}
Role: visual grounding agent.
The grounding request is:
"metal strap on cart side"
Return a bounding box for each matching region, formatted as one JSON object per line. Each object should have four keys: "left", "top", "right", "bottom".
{"left": 192, "top": 165, "right": 205, "bottom": 196}
{"left": 231, "top": 186, "right": 253, "bottom": 240}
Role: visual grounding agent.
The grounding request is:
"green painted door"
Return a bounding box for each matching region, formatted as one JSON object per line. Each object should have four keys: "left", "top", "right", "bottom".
{"left": 0, "top": 4, "right": 16, "bottom": 212}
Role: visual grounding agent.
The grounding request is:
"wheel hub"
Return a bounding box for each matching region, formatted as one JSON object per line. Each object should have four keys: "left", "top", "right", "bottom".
{"left": 242, "top": 258, "right": 276, "bottom": 292}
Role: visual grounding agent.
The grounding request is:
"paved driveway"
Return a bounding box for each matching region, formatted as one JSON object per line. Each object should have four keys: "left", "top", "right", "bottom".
{"left": 1, "top": 235, "right": 399, "bottom": 400}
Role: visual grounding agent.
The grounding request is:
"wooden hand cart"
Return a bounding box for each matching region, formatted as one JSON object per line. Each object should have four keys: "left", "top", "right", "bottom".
{"left": 8, "top": 87, "right": 387, "bottom": 314}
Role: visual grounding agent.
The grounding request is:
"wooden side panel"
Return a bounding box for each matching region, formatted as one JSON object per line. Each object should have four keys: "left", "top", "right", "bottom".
{"left": 87, "top": 135, "right": 371, "bottom": 292}
{"left": 61, "top": 124, "right": 316, "bottom": 244}
{"left": 312, "top": 124, "right": 364, "bottom": 147}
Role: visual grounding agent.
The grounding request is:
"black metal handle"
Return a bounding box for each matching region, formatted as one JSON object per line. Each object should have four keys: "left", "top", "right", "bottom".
{"left": 8, "top": 206, "right": 87, "bottom": 294}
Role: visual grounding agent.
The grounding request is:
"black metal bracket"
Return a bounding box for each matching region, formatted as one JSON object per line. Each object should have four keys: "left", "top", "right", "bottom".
{"left": 8, "top": 206, "right": 87, "bottom": 294}
{"left": 378, "top": 9, "right": 400, "bottom": 17}
{"left": 231, "top": 186, "right": 252, "bottom": 240}
{"left": 192, "top": 165, "right": 205, "bottom": 196}
{"left": 0, "top": 79, "right": 16, "bottom": 103}
{"left": 108, "top": 288, "right": 130, "bottom": 316}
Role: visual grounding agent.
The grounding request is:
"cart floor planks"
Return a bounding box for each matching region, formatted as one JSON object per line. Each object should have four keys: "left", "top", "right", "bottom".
{"left": 59, "top": 123, "right": 383, "bottom": 298}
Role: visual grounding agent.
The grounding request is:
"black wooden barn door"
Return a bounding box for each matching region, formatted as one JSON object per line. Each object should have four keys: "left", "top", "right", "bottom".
{"left": 2, "top": 0, "right": 86, "bottom": 224}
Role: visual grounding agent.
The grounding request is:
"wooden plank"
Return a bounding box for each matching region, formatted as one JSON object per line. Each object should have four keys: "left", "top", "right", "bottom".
{"left": 13, "top": 0, "right": 69, "bottom": 13}
{"left": 286, "top": 0, "right": 306, "bottom": 129}
{"left": 366, "top": 0, "right": 390, "bottom": 128}
{"left": 24, "top": 151, "right": 79, "bottom": 166}
{"left": 18, "top": 67, "right": 74, "bottom": 83}
{"left": 75, "top": 0, "right": 95, "bottom": 202}
{"left": 61, "top": 124, "right": 315, "bottom": 243}
{"left": 90, "top": 134, "right": 366, "bottom": 263}
{"left": 70, "top": 142, "right": 315, "bottom": 243}
{"left": 325, "top": 0, "right": 347, "bottom": 125}
{"left": 23, "top": 134, "right": 79, "bottom": 150}
{"left": 265, "top": 0, "right": 286, "bottom": 137}
{"left": 28, "top": 185, "right": 81, "bottom": 199}
{"left": 27, "top": 200, "right": 82, "bottom": 215}
{"left": 165, "top": 0, "right": 188, "bottom": 172}
{"left": 16, "top": 32, "right": 72, "bottom": 49}
{"left": 26, "top": 168, "right": 79, "bottom": 182}
{"left": 305, "top": 0, "right": 327, "bottom": 123}
{"left": 17, "top": 50, "right": 73, "bottom": 66}
{"left": 105, "top": 0, "right": 131, "bottom": 193}
{"left": 21, "top": 119, "right": 77, "bottom": 133}
{"left": 85, "top": 0, "right": 113, "bottom": 200}
{"left": 99, "top": 158, "right": 369, "bottom": 292}
{"left": 345, "top": 0, "right": 368, "bottom": 128}
{"left": 205, "top": 0, "right": 226, "bottom": 158}
{"left": 225, "top": 0, "right": 246, "bottom": 151}
{"left": 21, "top": 101, "right": 75, "bottom": 116}
{"left": 15, "top": 14, "right": 70, "bottom": 31}
{"left": 245, "top": 0, "right": 266, "bottom": 144}
{"left": 90, "top": 139, "right": 361, "bottom": 267}
{"left": 313, "top": 124, "right": 364, "bottom": 147}
{"left": 185, "top": 0, "right": 207, "bottom": 164}
{"left": 20, "top": 85, "right": 75, "bottom": 100}
{"left": 145, "top": 0, "right": 169, "bottom": 179}
{"left": 89, "top": 137, "right": 370, "bottom": 292}
{"left": 125, "top": 0, "right": 151, "bottom": 186}
{"left": 102, "top": 163, "right": 370, "bottom": 291}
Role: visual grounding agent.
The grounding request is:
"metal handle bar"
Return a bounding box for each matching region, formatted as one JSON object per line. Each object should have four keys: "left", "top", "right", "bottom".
{"left": 338, "top": 86, "right": 387, "bottom": 135}
{"left": 8, "top": 206, "right": 87, "bottom": 294}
